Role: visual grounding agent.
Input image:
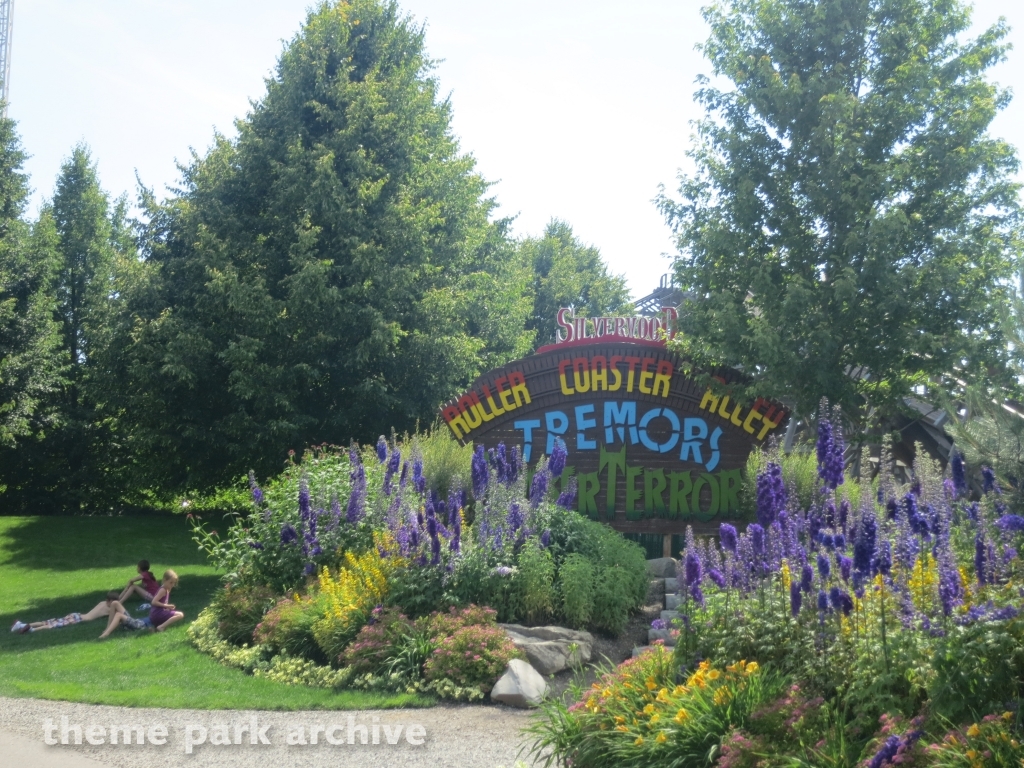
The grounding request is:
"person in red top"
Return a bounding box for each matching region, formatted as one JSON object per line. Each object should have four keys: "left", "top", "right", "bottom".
{"left": 119, "top": 560, "right": 161, "bottom": 605}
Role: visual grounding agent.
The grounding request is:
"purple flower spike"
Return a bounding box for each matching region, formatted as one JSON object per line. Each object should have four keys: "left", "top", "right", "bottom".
{"left": 817, "top": 589, "right": 830, "bottom": 613}
{"left": 982, "top": 466, "right": 999, "bottom": 495}
{"left": 839, "top": 555, "right": 852, "bottom": 583}
{"left": 790, "top": 581, "right": 802, "bottom": 616}
{"left": 471, "top": 445, "right": 488, "bottom": 499}
{"left": 720, "top": 524, "right": 738, "bottom": 553}
{"left": 756, "top": 462, "right": 786, "bottom": 528}
{"left": 801, "top": 563, "right": 814, "bottom": 593}
{"left": 540, "top": 529, "right": 551, "bottom": 548}
{"left": 548, "top": 438, "right": 568, "bottom": 478}
{"left": 816, "top": 415, "right": 845, "bottom": 489}
{"left": 853, "top": 513, "right": 877, "bottom": 574}
{"left": 749, "top": 524, "right": 765, "bottom": 556}
{"left": 707, "top": 568, "right": 726, "bottom": 588}
{"left": 684, "top": 551, "right": 703, "bottom": 587}
{"left": 817, "top": 552, "right": 831, "bottom": 581}
{"left": 874, "top": 540, "right": 892, "bottom": 577}
{"left": 556, "top": 477, "right": 577, "bottom": 510}
{"left": 529, "top": 470, "right": 549, "bottom": 508}
{"left": 280, "top": 524, "right": 298, "bottom": 545}
{"left": 248, "top": 470, "right": 264, "bottom": 506}
{"left": 412, "top": 457, "right": 426, "bottom": 494}
{"left": 376, "top": 436, "right": 388, "bottom": 463}
{"left": 996, "top": 514, "right": 1024, "bottom": 533}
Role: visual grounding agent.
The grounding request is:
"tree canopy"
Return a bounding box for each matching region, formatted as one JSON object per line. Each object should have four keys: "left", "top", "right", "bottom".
{"left": 522, "top": 219, "right": 632, "bottom": 348}
{"left": 109, "top": 0, "right": 536, "bottom": 489}
{"left": 660, "top": 0, "right": 1023, "bottom": 424}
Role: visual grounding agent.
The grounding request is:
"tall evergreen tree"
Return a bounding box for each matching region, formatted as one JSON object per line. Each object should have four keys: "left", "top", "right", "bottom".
{"left": 115, "top": 0, "right": 534, "bottom": 490}
{"left": 659, "top": 0, "right": 1023, "bottom": 424}
{"left": 0, "top": 116, "right": 64, "bottom": 454}
{"left": 522, "top": 219, "right": 632, "bottom": 348}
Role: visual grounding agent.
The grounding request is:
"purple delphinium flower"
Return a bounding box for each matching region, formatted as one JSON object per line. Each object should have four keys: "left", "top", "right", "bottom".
{"left": 749, "top": 524, "right": 765, "bottom": 556}
{"left": 376, "top": 436, "right": 388, "bottom": 463}
{"left": 495, "top": 444, "right": 509, "bottom": 484}
{"left": 303, "top": 562, "right": 316, "bottom": 576}
{"left": 874, "top": 540, "right": 892, "bottom": 577}
{"left": 886, "top": 498, "right": 899, "bottom": 521}
{"left": 690, "top": 584, "right": 706, "bottom": 608}
{"left": 756, "top": 462, "right": 786, "bottom": 528}
{"left": 413, "top": 457, "right": 426, "bottom": 494}
{"left": 280, "top": 523, "right": 298, "bottom": 545}
{"left": 817, "top": 590, "right": 830, "bottom": 613}
{"left": 299, "top": 478, "right": 311, "bottom": 522}
{"left": 651, "top": 618, "right": 667, "bottom": 630}
{"left": 996, "top": 514, "right": 1024, "bottom": 533}
{"left": 529, "top": 470, "right": 549, "bottom": 508}
{"left": 471, "top": 445, "right": 488, "bottom": 499}
{"left": 383, "top": 445, "right": 401, "bottom": 496}
{"left": 707, "top": 568, "right": 726, "bottom": 588}
{"left": 790, "top": 582, "right": 802, "bottom": 616}
{"left": 399, "top": 460, "right": 409, "bottom": 488}
{"left": 839, "top": 555, "right": 852, "bottom": 583}
{"left": 346, "top": 446, "right": 366, "bottom": 524}
{"left": 801, "top": 563, "right": 814, "bottom": 593}
{"left": 508, "top": 445, "right": 522, "bottom": 484}
{"left": 817, "top": 552, "right": 831, "bottom": 581}
{"left": 684, "top": 550, "right": 703, "bottom": 587}
{"left": 838, "top": 499, "right": 850, "bottom": 532}
{"left": 720, "top": 524, "right": 738, "bottom": 554}
{"left": 975, "top": 536, "right": 987, "bottom": 585}
{"left": 853, "top": 513, "right": 877, "bottom": 575}
{"left": 548, "top": 438, "right": 567, "bottom": 478}
{"left": 248, "top": 541, "right": 264, "bottom": 550}
{"left": 834, "top": 533, "right": 846, "bottom": 551}
{"left": 507, "top": 502, "right": 526, "bottom": 534}
{"left": 248, "top": 470, "right": 264, "bottom": 506}
{"left": 540, "top": 529, "right": 551, "bottom": 548}
{"left": 817, "top": 416, "right": 845, "bottom": 489}
{"left": 981, "top": 466, "right": 998, "bottom": 494}
{"left": 556, "top": 477, "right": 578, "bottom": 510}
{"left": 867, "top": 732, "right": 923, "bottom": 768}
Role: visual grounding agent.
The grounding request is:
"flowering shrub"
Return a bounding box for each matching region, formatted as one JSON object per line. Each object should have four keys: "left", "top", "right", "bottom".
{"left": 525, "top": 647, "right": 785, "bottom": 768}
{"left": 211, "top": 583, "right": 276, "bottom": 645}
{"left": 921, "top": 713, "right": 1022, "bottom": 768}
{"left": 423, "top": 623, "right": 524, "bottom": 693}
{"left": 311, "top": 537, "right": 399, "bottom": 660}
{"left": 341, "top": 607, "right": 416, "bottom": 674}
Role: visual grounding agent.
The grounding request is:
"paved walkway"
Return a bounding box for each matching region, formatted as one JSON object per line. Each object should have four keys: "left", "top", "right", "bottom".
{"left": 0, "top": 697, "right": 541, "bottom": 768}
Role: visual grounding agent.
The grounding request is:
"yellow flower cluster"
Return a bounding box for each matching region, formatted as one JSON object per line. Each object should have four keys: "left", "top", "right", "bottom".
{"left": 312, "top": 534, "right": 401, "bottom": 656}
{"left": 576, "top": 650, "right": 760, "bottom": 749}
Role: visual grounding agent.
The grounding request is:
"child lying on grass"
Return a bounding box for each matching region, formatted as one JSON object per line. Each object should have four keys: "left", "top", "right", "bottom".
{"left": 11, "top": 591, "right": 151, "bottom": 639}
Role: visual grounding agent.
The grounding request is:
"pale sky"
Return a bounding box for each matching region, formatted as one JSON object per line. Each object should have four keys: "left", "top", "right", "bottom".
{"left": 11, "top": 0, "right": 1024, "bottom": 298}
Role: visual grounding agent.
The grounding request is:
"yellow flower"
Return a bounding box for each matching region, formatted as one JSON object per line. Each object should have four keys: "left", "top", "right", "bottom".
{"left": 967, "top": 724, "right": 981, "bottom": 738}
{"left": 634, "top": 736, "right": 644, "bottom": 746}
{"left": 643, "top": 704, "right": 655, "bottom": 715}
{"left": 781, "top": 559, "right": 792, "bottom": 590}
{"left": 615, "top": 725, "right": 628, "bottom": 732}
{"left": 713, "top": 688, "right": 732, "bottom": 705}
{"left": 646, "top": 677, "right": 658, "bottom": 691}
{"left": 674, "top": 708, "right": 690, "bottom": 724}
{"left": 967, "top": 750, "right": 978, "bottom": 760}
{"left": 656, "top": 732, "right": 668, "bottom": 744}
{"left": 745, "top": 661, "right": 759, "bottom": 675}
{"left": 1003, "top": 711, "right": 1014, "bottom": 721}
{"left": 673, "top": 685, "right": 689, "bottom": 695}
{"left": 650, "top": 714, "right": 661, "bottom": 724}
{"left": 707, "top": 669, "right": 721, "bottom": 681}
{"left": 614, "top": 716, "right": 625, "bottom": 725}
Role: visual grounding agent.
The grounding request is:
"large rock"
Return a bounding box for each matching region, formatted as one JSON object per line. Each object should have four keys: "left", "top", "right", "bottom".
{"left": 647, "top": 557, "right": 678, "bottom": 578}
{"left": 664, "top": 577, "right": 679, "bottom": 592}
{"left": 491, "top": 659, "right": 548, "bottom": 708}
{"left": 665, "top": 593, "right": 682, "bottom": 610}
{"left": 499, "top": 624, "right": 594, "bottom": 675}
{"left": 648, "top": 628, "right": 678, "bottom": 646}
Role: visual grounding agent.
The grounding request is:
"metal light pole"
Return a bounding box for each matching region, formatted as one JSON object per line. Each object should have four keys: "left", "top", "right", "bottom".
{"left": 0, "top": 0, "right": 13, "bottom": 115}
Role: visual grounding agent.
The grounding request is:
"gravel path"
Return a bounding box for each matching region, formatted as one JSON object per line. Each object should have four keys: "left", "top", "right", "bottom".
{"left": 0, "top": 697, "right": 545, "bottom": 768}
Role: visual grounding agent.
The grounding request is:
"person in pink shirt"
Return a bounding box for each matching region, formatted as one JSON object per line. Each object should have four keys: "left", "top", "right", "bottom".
{"left": 119, "top": 559, "right": 161, "bottom": 606}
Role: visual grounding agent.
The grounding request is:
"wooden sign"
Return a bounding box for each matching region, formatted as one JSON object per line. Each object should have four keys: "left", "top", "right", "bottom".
{"left": 440, "top": 329, "right": 789, "bottom": 534}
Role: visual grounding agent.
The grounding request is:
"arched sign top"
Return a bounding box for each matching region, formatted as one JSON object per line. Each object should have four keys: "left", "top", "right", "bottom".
{"left": 440, "top": 324, "right": 788, "bottom": 535}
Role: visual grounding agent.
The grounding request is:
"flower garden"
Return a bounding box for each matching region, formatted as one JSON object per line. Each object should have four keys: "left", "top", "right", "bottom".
{"left": 526, "top": 410, "right": 1024, "bottom": 767}
{"left": 187, "top": 434, "right": 649, "bottom": 701}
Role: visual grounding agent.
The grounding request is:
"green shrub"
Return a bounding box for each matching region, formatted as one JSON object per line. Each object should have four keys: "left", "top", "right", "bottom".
{"left": 211, "top": 583, "right": 277, "bottom": 645}
{"left": 341, "top": 607, "right": 416, "bottom": 675}
{"left": 414, "top": 424, "right": 473, "bottom": 498}
{"left": 253, "top": 597, "right": 324, "bottom": 662}
{"left": 559, "top": 554, "right": 595, "bottom": 629}
{"left": 930, "top": 614, "right": 1024, "bottom": 724}
{"left": 518, "top": 541, "right": 555, "bottom": 624}
{"left": 423, "top": 623, "right": 524, "bottom": 693}
{"left": 415, "top": 604, "right": 498, "bottom": 639}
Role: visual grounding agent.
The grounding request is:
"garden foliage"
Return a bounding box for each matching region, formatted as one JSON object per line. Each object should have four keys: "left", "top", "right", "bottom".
{"left": 193, "top": 433, "right": 647, "bottom": 698}
{"left": 531, "top": 405, "right": 1024, "bottom": 766}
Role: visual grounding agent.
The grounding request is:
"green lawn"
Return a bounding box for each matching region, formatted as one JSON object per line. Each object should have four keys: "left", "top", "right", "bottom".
{"left": 0, "top": 515, "right": 430, "bottom": 710}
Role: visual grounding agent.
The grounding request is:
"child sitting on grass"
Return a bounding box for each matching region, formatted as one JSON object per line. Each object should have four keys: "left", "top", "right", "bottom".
{"left": 148, "top": 569, "right": 185, "bottom": 633}
{"left": 119, "top": 559, "right": 160, "bottom": 609}
{"left": 11, "top": 591, "right": 151, "bottom": 638}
